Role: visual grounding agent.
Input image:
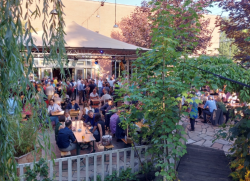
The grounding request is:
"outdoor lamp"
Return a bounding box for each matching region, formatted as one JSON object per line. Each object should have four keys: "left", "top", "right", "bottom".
{"left": 50, "top": 9, "right": 58, "bottom": 15}
{"left": 95, "top": 59, "right": 98, "bottom": 65}
{"left": 113, "top": 0, "right": 118, "bottom": 28}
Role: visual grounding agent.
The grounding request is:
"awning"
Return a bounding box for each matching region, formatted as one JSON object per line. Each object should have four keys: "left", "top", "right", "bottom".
{"left": 32, "top": 21, "right": 150, "bottom": 55}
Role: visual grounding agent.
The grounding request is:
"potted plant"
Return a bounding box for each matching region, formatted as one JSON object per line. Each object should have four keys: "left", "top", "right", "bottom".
{"left": 13, "top": 119, "right": 41, "bottom": 165}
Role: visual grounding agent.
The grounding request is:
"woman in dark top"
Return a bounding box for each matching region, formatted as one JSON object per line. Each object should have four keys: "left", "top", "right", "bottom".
{"left": 91, "top": 113, "right": 105, "bottom": 143}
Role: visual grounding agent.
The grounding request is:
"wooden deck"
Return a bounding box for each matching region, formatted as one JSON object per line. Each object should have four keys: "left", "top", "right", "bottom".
{"left": 177, "top": 145, "right": 232, "bottom": 181}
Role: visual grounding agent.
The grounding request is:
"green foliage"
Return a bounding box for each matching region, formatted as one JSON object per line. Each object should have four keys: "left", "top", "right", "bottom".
{"left": 215, "top": 106, "right": 250, "bottom": 181}
{"left": 0, "top": 0, "right": 66, "bottom": 179}
{"left": 218, "top": 31, "right": 239, "bottom": 59}
{"left": 25, "top": 158, "right": 52, "bottom": 181}
{"left": 105, "top": 168, "right": 138, "bottom": 181}
{"left": 12, "top": 119, "right": 38, "bottom": 157}
{"left": 184, "top": 56, "right": 250, "bottom": 102}
{"left": 116, "top": 1, "right": 213, "bottom": 180}
{"left": 92, "top": 168, "right": 138, "bottom": 181}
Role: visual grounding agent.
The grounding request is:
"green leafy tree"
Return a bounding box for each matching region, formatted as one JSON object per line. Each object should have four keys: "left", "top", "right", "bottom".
{"left": 0, "top": 0, "right": 66, "bottom": 179}
{"left": 117, "top": 0, "right": 213, "bottom": 180}
{"left": 218, "top": 31, "right": 239, "bottom": 58}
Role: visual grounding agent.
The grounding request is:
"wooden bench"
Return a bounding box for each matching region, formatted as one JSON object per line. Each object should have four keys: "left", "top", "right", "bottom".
{"left": 104, "top": 144, "right": 114, "bottom": 161}
{"left": 60, "top": 151, "right": 71, "bottom": 158}
{"left": 121, "top": 138, "right": 132, "bottom": 145}
{"left": 70, "top": 110, "right": 80, "bottom": 118}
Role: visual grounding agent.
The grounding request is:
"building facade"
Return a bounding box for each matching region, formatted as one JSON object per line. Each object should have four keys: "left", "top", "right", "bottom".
{"left": 24, "top": 0, "right": 220, "bottom": 80}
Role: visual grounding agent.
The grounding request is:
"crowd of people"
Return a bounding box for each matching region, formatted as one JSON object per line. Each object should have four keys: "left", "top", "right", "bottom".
{"left": 26, "top": 74, "right": 126, "bottom": 153}
{"left": 12, "top": 74, "right": 248, "bottom": 155}
{"left": 184, "top": 85, "right": 245, "bottom": 132}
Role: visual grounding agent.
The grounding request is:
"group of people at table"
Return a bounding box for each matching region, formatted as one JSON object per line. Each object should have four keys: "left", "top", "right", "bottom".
{"left": 185, "top": 85, "right": 244, "bottom": 131}
{"left": 38, "top": 76, "right": 124, "bottom": 154}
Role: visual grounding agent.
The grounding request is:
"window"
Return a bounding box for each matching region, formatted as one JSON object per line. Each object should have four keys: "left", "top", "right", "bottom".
{"left": 86, "top": 61, "right": 91, "bottom": 66}
{"left": 76, "top": 70, "right": 83, "bottom": 79}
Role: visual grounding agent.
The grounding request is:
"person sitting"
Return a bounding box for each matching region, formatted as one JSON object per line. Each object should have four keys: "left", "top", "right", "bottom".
{"left": 62, "top": 95, "right": 71, "bottom": 110}
{"left": 216, "top": 97, "right": 229, "bottom": 123}
{"left": 90, "top": 113, "right": 105, "bottom": 152}
{"left": 100, "top": 99, "right": 113, "bottom": 127}
{"left": 83, "top": 110, "right": 96, "bottom": 127}
{"left": 80, "top": 107, "right": 88, "bottom": 122}
{"left": 90, "top": 88, "right": 99, "bottom": 99}
{"left": 64, "top": 111, "right": 71, "bottom": 121}
{"left": 47, "top": 99, "right": 61, "bottom": 125}
{"left": 228, "top": 92, "right": 239, "bottom": 103}
{"left": 57, "top": 120, "right": 77, "bottom": 152}
{"left": 66, "top": 99, "right": 80, "bottom": 111}
{"left": 55, "top": 115, "right": 65, "bottom": 141}
{"left": 90, "top": 88, "right": 99, "bottom": 106}
{"left": 84, "top": 102, "right": 94, "bottom": 114}
{"left": 110, "top": 109, "right": 119, "bottom": 135}
{"left": 53, "top": 93, "right": 62, "bottom": 106}
{"left": 202, "top": 96, "right": 217, "bottom": 123}
{"left": 115, "top": 111, "right": 125, "bottom": 142}
{"left": 100, "top": 89, "right": 111, "bottom": 103}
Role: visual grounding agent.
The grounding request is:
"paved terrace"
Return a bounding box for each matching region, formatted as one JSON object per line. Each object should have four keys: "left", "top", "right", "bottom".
{"left": 181, "top": 116, "right": 233, "bottom": 153}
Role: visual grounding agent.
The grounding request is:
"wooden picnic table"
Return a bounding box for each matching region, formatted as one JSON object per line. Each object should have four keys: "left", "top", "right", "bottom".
{"left": 51, "top": 111, "right": 64, "bottom": 116}
{"left": 226, "top": 103, "right": 242, "bottom": 108}
{"left": 72, "top": 120, "right": 96, "bottom": 154}
{"left": 91, "top": 98, "right": 101, "bottom": 102}
{"left": 70, "top": 110, "right": 80, "bottom": 117}
{"left": 135, "top": 122, "right": 149, "bottom": 129}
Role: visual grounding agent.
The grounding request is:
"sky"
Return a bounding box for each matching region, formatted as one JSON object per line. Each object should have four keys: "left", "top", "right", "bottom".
{"left": 93, "top": 0, "right": 229, "bottom": 17}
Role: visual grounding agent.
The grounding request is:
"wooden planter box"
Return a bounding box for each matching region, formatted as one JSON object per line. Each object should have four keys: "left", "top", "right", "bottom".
{"left": 15, "top": 148, "right": 42, "bottom": 175}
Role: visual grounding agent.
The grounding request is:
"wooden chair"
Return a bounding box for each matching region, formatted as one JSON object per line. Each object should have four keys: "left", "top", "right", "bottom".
{"left": 60, "top": 151, "right": 71, "bottom": 158}
{"left": 92, "top": 99, "right": 100, "bottom": 109}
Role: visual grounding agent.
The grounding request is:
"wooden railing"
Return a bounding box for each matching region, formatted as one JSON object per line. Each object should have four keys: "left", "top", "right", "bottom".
{"left": 17, "top": 145, "right": 150, "bottom": 181}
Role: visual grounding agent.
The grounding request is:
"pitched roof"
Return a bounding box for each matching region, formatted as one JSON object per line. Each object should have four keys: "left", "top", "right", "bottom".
{"left": 32, "top": 21, "right": 150, "bottom": 52}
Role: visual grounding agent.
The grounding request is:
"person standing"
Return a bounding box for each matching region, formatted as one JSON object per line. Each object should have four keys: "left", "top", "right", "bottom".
{"left": 71, "top": 79, "right": 77, "bottom": 100}
{"left": 188, "top": 93, "right": 198, "bottom": 131}
{"left": 66, "top": 81, "right": 73, "bottom": 99}
{"left": 45, "top": 83, "right": 55, "bottom": 101}
{"left": 7, "top": 95, "right": 17, "bottom": 115}
{"left": 96, "top": 77, "right": 103, "bottom": 96}
{"left": 53, "top": 77, "right": 58, "bottom": 86}
{"left": 88, "top": 80, "right": 96, "bottom": 95}
{"left": 78, "top": 80, "right": 85, "bottom": 105}
{"left": 108, "top": 77, "right": 115, "bottom": 87}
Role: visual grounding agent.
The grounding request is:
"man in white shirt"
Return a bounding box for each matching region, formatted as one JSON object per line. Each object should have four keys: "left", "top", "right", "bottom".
{"left": 90, "top": 89, "right": 99, "bottom": 99}
{"left": 45, "top": 84, "right": 55, "bottom": 101}
{"left": 47, "top": 99, "right": 62, "bottom": 125}
{"left": 108, "top": 77, "right": 115, "bottom": 87}
{"left": 48, "top": 99, "right": 63, "bottom": 114}
{"left": 100, "top": 89, "right": 111, "bottom": 103}
{"left": 96, "top": 77, "right": 103, "bottom": 96}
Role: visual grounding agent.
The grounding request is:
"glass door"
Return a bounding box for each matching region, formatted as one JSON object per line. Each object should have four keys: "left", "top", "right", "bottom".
{"left": 75, "top": 69, "right": 84, "bottom": 80}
